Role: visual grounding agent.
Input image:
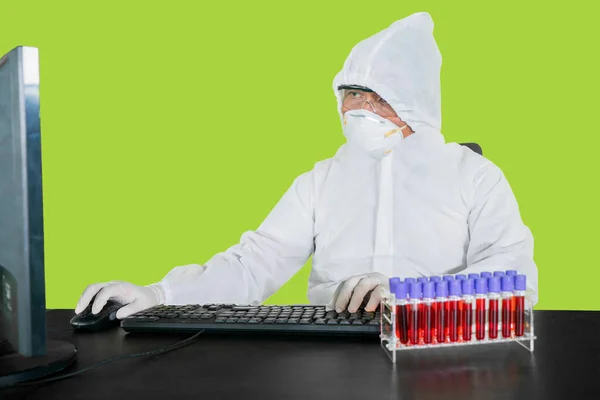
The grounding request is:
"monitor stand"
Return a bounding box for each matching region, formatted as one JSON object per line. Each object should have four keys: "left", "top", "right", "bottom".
{"left": 0, "top": 340, "right": 77, "bottom": 389}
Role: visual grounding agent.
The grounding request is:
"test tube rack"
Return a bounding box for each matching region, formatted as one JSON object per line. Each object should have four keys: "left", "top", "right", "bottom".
{"left": 379, "top": 291, "right": 537, "bottom": 364}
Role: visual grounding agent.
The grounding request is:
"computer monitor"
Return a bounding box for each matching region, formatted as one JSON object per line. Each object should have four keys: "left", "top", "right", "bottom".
{"left": 0, "top": 46, "right": 76, "bottom": 388}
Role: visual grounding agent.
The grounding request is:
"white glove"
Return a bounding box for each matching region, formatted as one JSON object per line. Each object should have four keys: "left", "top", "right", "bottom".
{"left": 326, "top": 272, "right": 389, "bottom": 313}
{"left": 74, "top": 281, "right": 165, "bottom": 319}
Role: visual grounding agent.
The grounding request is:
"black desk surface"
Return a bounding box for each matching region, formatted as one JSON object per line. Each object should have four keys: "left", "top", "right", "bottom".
{"left": 2, "top": 310, "right": 599, "bottom": 399}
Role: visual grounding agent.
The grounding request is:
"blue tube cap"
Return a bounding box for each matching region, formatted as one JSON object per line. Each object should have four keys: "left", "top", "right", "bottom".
{"left": 455, "top": 274, "right": 467, "bottom": 280}
{"left": 404, "top": 278, "right": 416, "bottom": 285}
{"left": 480, "top": 272, "right": 492, "bottom": 278}
{"left": 475, "top": 278, "right": 488, "bottom": 294}
{"left": 409, "top": 282, "right": 422, "bottom": 299}
{"left": 443, "top": 275, "right": 454, "bottom": 282}
{"left": 493, "top": 271, "right": 505, "bottom": 277}
{"left": 395, "top": 281, "right": 408, "bottom": 299}
{"left": 436, "top": 281, "right": 449, "bottom": 297}
{"left": 488, "top": 276, "right": 501, "bottom": 293}
{"left": 417, "top": 277, "right": 428, "bottom": 284}
{"left": 506, "top": 270, "right": 518, "bottom": 276}
{"left": 501, "top": 275, "right": 514, "bottom": 292}
{"left": 389, "top": 277, "right": 400, "bottom": 295}
{"left": 423, "top": 282, "right": 435, "bottom": 299}
{"left": 515, "top": 274, "right": 527, "bottom": 291}
{"left": 462, "top": 278, "right": 475, "bottom": 295}
{"left": 468, "top": 273, "right": 480, "bottom": 280}
{"left": 430, "top": 276, "right": 442, "bottom": 283}
{"left": 449, "top": 279, "right": 462, "bottom": 296}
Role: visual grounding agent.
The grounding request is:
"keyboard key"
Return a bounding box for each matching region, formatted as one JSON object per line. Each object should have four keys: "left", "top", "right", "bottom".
{"left": 215, "top": 318, "right": 227, "bottom": 323}
{"left": 327, "top": 319, "right": 339, "bottom": 325}
{"left": 263, "top": 318, "right": 276, "bottom": 324}
{"left": 315, "top": 319, "right": 327, "bottom": 325}
{"left": 276, "top": 319, "right": 288, "bottom": 324}
{"left": 238, "top": 318, "right": 250, "bottom": 323}
{"left": 226, "top": 318, "right": 238, "bottom": 323}
{"left": 352, "top": 320, "right": 364, "bottom": 325}
{"left": 201, "top": 314, "right": 214, "bottom": 319}
{"left": 368, "top": 320, "right": 379, "bottom": 325}
{"left": 288, "top": 319, "right": 299, "bottom": 324}
{"left": 299, "top": 319, "right": 311, "bottom": 324}
{"left": 340, "top": 320, "right": 351, "bottom": 325}
{"left": 249, "top": 318, "right": 261, "bottom": 324}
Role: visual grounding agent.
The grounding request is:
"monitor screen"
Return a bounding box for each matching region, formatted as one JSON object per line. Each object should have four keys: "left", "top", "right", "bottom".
{"left": 0, "top": 46, "right": 47, "bottom": 357}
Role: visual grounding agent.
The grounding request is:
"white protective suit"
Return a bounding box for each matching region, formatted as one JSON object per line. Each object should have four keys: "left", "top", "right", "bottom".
{"left": 154, "top": 12, "right": 539, "bottom": 307}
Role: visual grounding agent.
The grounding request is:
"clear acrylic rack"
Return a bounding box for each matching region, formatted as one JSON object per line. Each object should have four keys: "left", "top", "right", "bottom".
{"left": 379, "top": 292, "right": 537, "bottom": 363}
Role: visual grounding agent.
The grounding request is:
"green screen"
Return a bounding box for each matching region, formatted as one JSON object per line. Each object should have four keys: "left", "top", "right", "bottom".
{"left": 1, "top": 0, "right": 598, "bottom": 310}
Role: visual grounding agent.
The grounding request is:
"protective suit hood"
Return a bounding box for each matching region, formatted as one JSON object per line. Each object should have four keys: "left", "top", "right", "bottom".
{"left": 333, "top": 12, "right": 443, "bottom": 138}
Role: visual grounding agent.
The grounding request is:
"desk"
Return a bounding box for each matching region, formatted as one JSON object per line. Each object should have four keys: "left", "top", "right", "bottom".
{"left": 2, "top": 310, "right": 599, "bottom": 399}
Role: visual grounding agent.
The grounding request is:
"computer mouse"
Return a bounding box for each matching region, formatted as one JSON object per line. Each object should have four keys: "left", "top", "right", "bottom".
{"left": 69, "top": 294, "right": 124, "bottom": 332}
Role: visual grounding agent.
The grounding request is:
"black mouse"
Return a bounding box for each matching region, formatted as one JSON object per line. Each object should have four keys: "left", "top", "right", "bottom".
{"left": 70, "top": 294, "right": 124, "bottom": 332}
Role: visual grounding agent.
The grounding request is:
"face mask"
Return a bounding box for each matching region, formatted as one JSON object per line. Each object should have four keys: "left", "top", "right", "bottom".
{"left": 342, "top": 110, "right": 408, "bottom": 158}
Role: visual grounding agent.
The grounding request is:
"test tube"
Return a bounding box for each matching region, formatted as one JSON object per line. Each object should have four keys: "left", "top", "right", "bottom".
{"left": 435, "top": 281, "right": 448, "bottom": 343}
{"left": 475, "top": 278, "right": 487, "bottom": 340}
{"left": 513, "top": 275, "right": 527, "bottom": 337}
{"left": 488, "top": 277, "right": 501, "bottom": 339}
{"left": 461, "top": 278, "right": 474, "bottom": 342}
{"left": 421, "top": 282, "right": 435, "bottom": 344}
{"left": 455, "top": 274, "right": 467, "bottom": 280}
{"left": 447, "top": 280, "right": 462, "bottom": 342}
{"left": 468, "top": 273, "right": 480, "bottom": 280}
{"left": 408, "top": 282, "right": 422, "bottom": 345}
{"left": 395, "top": 282, "right": 409, "bottom": 344}
{"left": 480, "top": 272, "right": 492, "bottom": 279}
{"left": 501, "top": 275, "right": 514, "bottom": 338}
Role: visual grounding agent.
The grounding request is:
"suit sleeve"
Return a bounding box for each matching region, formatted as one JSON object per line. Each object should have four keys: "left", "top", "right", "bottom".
{"left": 156, "top": 170, "right": 316, "bottom": 305}
{"left": 462, "top": 162, "right": 539, "bottom": 305}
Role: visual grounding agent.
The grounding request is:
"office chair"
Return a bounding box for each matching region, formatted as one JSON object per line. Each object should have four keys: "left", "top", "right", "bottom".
{"left": 459, "top": 142, "right": 483, "bottom": 156}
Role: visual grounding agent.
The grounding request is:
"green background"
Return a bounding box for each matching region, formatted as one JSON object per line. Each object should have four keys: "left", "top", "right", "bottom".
{"left": 1, "top": 0, "right": 598, "bottom": 310}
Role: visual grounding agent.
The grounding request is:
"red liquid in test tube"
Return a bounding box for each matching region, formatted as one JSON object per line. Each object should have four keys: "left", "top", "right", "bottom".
{"left": 435, "top": 280, "right": 449, "bottom": 343}
{"left": 421, "top": 282, "right": 436, "bottom": 344}
{"left": 513, "top": 274, "right": 527, "bottom": 337}
{"left": 474, "top": 277, "right": 488, "bottom": 340}
{"left": 461, "top": 278, "right": 475, "bottom": 342}
{"left": 447, "top": 280, "right": 462, "bottom": 342}
{"left": 408, "top": 282, "right": 422, "bottom": 345}
{"left": 487, "top": 276, "right": 501, "bottom": 340}
{"left": 501, "top": 275, "right": 514, "bottom": 338}
{"left": 394, "top": 281, "right": 409, "bottom": 344}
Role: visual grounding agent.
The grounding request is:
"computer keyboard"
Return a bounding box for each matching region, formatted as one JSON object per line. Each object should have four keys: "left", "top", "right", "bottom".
{"left": 121, "top": 304, "right": 381, "bottom": 336}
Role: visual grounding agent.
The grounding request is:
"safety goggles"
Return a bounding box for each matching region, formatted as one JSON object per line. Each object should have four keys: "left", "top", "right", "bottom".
{"left": 338, "top": 85, "right": 397, "bottom": 117}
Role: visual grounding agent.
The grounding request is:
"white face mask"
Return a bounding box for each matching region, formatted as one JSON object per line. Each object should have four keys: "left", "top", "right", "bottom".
{"left": 342, "top": 110, "right": 408, "bottom": 158}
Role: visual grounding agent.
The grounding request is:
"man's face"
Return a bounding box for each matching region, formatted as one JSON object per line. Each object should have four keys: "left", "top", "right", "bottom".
{"left": 340, "top": 88, "right": 414, "bottom": 138}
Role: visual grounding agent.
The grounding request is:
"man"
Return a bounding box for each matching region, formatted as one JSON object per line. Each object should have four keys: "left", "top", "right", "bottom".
{"left": 75, "top": 12, "right": 538, "bottom": 319}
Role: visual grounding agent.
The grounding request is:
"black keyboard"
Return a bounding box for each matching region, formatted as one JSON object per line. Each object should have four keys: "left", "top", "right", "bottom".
{"left": 121, "top": 304, "right": 381, "bottom": 336}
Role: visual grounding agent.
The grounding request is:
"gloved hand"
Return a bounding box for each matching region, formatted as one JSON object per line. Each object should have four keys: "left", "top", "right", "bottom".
{"left": 74, "top": 281, "right": 165, "bottom": 319}
{"left": 326, "top": 272, "right": 389, "bottom": 313}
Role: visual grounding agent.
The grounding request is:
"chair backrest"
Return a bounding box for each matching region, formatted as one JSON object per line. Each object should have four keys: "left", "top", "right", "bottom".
{"left": 459, "top": 142, "right": 483, "bottom": 156}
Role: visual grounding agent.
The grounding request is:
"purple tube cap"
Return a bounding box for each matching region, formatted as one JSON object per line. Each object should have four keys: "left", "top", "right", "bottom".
{"left": 462, "top": 278, "right": 475, "bottom": 295}
{"left": 430, "top": 276, "right": 442, "bottom": 282}
{"left": 475, "top": 278, "right": 487, "bottom": 294}
{"left": 443, "top": 275, "right": 454, "bottom": 281}
{"left": 480, "top": 272, "right": 492, "bottom": 278}
{"left": 409, "top": 282, "right": 422, "bottom": 299}
{"left": 488, "top": 276, "right": 501, "bottom": 293}
{"left": 436, "top": 281, "right": 449, "bottom": 297}
{"left": 449, "top": 279, "right": 462, "bottom": 296}
{"left": 417, "top": 277, "right": 428, "bottom": 284}
{"left": 506, "top": 270, "right": 518, "bottom": 276}
{"left": 468, "top": 273, "right": 480, "bottom": 280}
{"left": 423, "top": 282, "right": 435, "bottom": 299}
{"left": 493, "top": 271, "right": 505, "bottom": 277}
{"left": 395, "top": 281, "right": 408, "bottom": 299}
{"left": 404, "top": 278, "right": 416, "bottom": 284}
{"left": 455, "top": 274, "right": 467, "bottom": 280}
{"left": 501, "top": 275, "right": 514, "bottom": 292}
{"left": 389, "top": 277, "right": 400, "bottom": 294}
{"left": 515, "top": 274, "right": 527, "bottom": 291}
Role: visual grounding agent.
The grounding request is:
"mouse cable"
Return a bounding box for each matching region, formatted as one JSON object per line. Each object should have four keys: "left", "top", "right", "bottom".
{"left": 11, "top": 329, "right": 205, "bottom": 387}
